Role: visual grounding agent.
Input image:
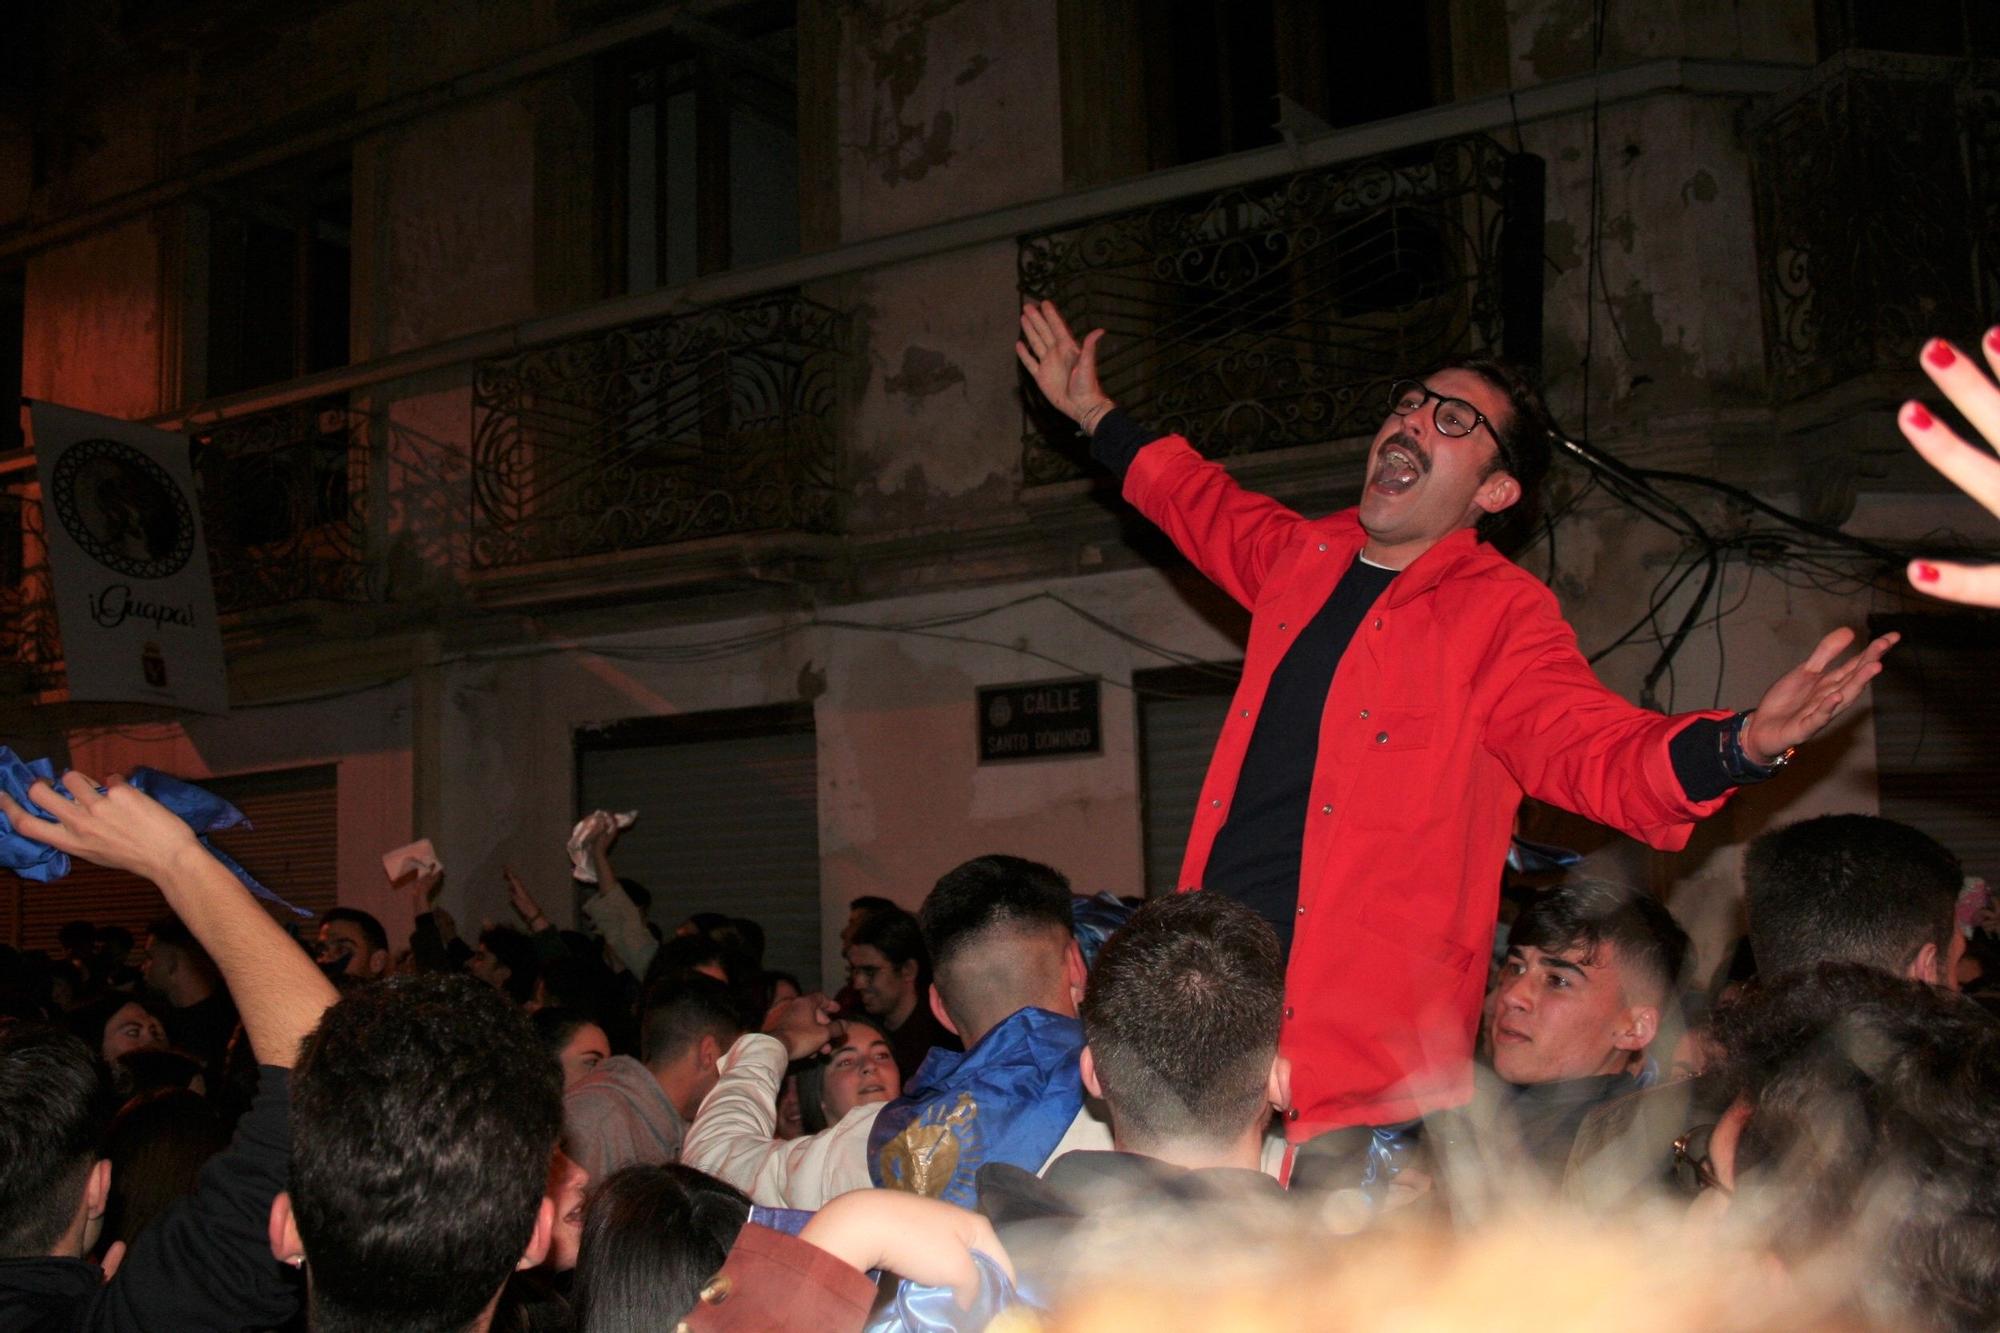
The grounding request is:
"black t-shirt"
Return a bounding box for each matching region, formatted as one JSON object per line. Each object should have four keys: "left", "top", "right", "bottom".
{"left": 1202, "top": 556, "right": 1399, "bottom": 959}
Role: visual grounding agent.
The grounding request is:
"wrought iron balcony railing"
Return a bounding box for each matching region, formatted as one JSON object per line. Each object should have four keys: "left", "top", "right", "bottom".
{"left": 193, "top": 396, "right": 369, "bottom": 614}
{"left": 1017, "top": 134, "right": 1544, "bottom": 484}
{"left": 1751, "top": 55, "right": 2000, "bottom": 403}
{"left": 468, "top": 293, "right": 847, "bottom": 569}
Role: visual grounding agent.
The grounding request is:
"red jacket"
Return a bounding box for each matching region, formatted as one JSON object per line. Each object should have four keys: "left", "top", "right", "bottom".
{"left": 1122, "top": 437, "right": 1734, "bottom": 1137}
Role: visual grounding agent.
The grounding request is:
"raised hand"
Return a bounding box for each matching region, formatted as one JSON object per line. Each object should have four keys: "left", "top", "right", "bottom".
{"left": 763, "top": 992, "right": 842, "bottom": 1060}
{"left": 1900, "top": 330, "right": 2000, "bottom": 607}
{"left": 505, "top": 867, "right": 548, "bottom": 930}
{"left": 1016, "top": 299, "right": 1114, "bottom": 431}
{"left": 0, "top": 772, "right": 201, "bottom": 882}
{"left": 1743, "top": 626, "right": 1898, "bottom": 764}
{"left": 799, "top": 1190, "right": 1014, "bottom": 1312}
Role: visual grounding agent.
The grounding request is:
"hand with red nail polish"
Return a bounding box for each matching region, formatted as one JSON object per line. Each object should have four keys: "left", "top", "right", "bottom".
{"left": 1902, "top": 334, "right": 2000, "bottom": 606}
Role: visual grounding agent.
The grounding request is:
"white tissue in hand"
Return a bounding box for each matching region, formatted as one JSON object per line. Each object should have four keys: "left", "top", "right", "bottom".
{"left": 382, "top": 838, "right": 441, "bottom": 885}
{"left": 568, "top": 810, "right": 637, "bottom": 883}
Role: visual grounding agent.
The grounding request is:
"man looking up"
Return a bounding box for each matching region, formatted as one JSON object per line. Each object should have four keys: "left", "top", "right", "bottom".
{"left": 682, "top": 854, "right": 1106, "bottom": 1208}
{"left": 563, "top": 974, "right": 744, "bottom": 1180}
{"left": 845, "top": 905, "right": 959, "bottom": 1081}
{"left": 1474, "top": 880, "right": 1688, "bottom": 1177}
{"left": 1016, "top": 300, "right": 1897, "bottom": 1178}
{"left": 0, "top": 771, "right": 339, "bottom": 1330}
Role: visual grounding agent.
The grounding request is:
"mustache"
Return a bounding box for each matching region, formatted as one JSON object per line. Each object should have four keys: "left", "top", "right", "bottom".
{"left": 1377, "top": 431, "right": 1431, "bottom": 473}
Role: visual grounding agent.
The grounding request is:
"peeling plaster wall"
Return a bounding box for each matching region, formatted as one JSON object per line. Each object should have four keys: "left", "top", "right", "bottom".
{"left": 838, "top": 0, "right": 1064, "bottom": 242}
{"left": 62, "top": 683, "right": 417, "bottom": 945}
{"left": 1508, "top": 0, "right": 1814, "bottom": 87}
{"left": 840, "top": 245, "right": 1027, "bottom": 530}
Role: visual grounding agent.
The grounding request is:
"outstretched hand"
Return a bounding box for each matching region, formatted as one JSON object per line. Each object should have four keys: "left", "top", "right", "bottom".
{"left": 1900, "top": 330, "right": 2000, "bottom": 607}
{"left": 764, "top": 993, "right": 842, "bottom": 1060}
{"left": 0, "top": 772, "right": 202, "bottom": 882}
{"left": 1017, "top": 299, "right": 1114, "bottom": 431}
{"left": 1743, "top": 627, "right": 1898, "bottom": 764}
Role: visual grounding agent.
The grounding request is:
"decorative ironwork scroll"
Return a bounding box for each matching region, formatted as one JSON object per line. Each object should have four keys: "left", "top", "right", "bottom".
{"left": 1751, "top": 56, "right": 2000, "bottom": 403}
{"left": 469, "top": 294, "right": 846, "bottom": 569}
{"left": 1017, "top": 135, "right": 1525, "bottom": 483}
{"left": 0, "top": 489, "right": 62, "bottom": 691}
{"left": 192, "top": 397, "right": 368, "bottom": 613}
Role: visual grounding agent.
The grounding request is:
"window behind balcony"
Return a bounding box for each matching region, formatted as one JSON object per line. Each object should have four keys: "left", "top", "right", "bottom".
{"left": 198, "top": 156, "right": 352, "bottom": 399}
{"left": 602, "top": 3, "right": 800, "bottom": 294}
{"left": 1059, "top": 0, "right": 1452, "bottom": 185}
{"left": 1870, "top": 614, "right": 2000, "bottom": 887}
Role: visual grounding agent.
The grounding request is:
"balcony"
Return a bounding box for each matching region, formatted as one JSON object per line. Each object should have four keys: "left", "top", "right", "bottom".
{"left": 468, "top": 293, "right": 847, "bottom": 570}
{"left": 1016, "top": 133, "right": 1544, "bottom": 484}
{"left": 1750, "top": 54, "right": 2000, "bottom": 404}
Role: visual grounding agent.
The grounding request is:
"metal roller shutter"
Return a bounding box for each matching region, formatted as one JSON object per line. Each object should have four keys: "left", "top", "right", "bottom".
{"left": 8, "top": 764, "right": 339, "bottom": 952}
{"left": 1870, "top": 614, "right": 2000, "bottom": 885}
{"left": 1134, "top": 663, "right": 1243, "bottom": 897}
{"left": 575, "top": 704, "right": 822, "bottom": 989}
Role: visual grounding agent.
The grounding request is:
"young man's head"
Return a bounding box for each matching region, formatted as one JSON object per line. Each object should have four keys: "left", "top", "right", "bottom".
{"left": 1490, "top": 880, "right": 1689, "bottom": 1087}
{"left": 844, "top": 907, "right": 930, "bottom": 1029}
{"left": 0, "top": 1025, "right": 111, "bottom": 1261}
{"left": 1703, "top": 963, "right": 2000, "bottom": 1328}
{"left": 1744, "top": 814, "right": 1964, "bottom": 988}
{"left": 1079, "top": 893, "right": 1287, "bottom": 1164}
{"left": 918, "top": 854, "right": 1083, "bottom": 1048}
{"left": 142, "top": 916, "right": 218, "bottom": 1007}
{"left": 277, "top": 973, "right": 563, "bottom": 1333}
{"left": 1359, "top": 357, "right": 1555, "bottom": 564}
{"left": 317, "top": 908, "right": 391, "bottom": 981}
{"left": 469, "top": 924, "right": 540, "bottom": 1006}
{"left": 637, "top": 974, "right": 745, "bottom": 1119}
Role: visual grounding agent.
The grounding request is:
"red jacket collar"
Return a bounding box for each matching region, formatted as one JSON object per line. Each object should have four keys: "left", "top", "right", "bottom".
{"left": 1317, "top": 511, "right": 1503, "bottom": 609}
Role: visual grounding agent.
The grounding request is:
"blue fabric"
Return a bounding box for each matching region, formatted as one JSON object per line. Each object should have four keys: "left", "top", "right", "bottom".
{"left": 746, "top": 1204, "right": 812, "bottom": 1237}
{"left": 868, "top": 1007, "right": 1086, "bottom": 1208}
{"left": 1069, "top": 891, "right": 1133, "bottom": 970}
{"left": 0, "top": 749, "right": 306, "bottom": 916}
{"left": 865, "top": 1250, "right": 1019, "bottom": 1333}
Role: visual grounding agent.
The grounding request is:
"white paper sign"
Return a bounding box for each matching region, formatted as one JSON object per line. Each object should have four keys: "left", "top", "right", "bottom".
{"left": 31, "top": 401, "right": 229, "bottom": 714}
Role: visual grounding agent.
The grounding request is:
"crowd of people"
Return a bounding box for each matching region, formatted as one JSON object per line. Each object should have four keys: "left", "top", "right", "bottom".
{"left": 0, "top": 325, "right": 1997, "bottom": 1331}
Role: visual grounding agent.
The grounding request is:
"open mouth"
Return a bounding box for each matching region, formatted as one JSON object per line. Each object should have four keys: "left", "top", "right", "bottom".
{"left": 1371, "top": 435, "right": 1427, "bottom": 495}
{"left": 857, "top": 1082, "right": 886, "bottom": 1097}
{"left": 1493, "top": 1024, "right": 1529, "bottom": 1044}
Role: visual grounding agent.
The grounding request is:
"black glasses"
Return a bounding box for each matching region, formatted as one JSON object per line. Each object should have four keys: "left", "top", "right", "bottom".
{"left": 1388, "top": 379, "right": 1495, "bottom": 441}
{"left": 1671, "top": 1123, "right": 1731, "bottom": 1197}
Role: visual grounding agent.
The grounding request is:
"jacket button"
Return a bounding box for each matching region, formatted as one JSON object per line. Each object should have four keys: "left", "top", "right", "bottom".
{"left": 1358, "top": 708, "right": 1369, "bottom": 720}
{"left": 1278, "top": 622, "right": 1288, "bottom": 630}
{"left": 1210, "top": 798, "right": 1221, "bottom": 807}
{"left": 699, "top": 1275, "right": 733, "bottom": 1305}
{"left": 1376, "top": 732, "right": 1390, "bottom": 744}
{"left": 1317, "top": 543, "right": 1327, "bottom": 552}
{"left": 1240, "top": 710, "right": 1250, "bottom": 718}
{"left": 1295, "top": 905, "right": 1306, "bottom": 915}
{"left": 1371, "top": 617, "right": 1383, "bottom": 630}
{"left": 1283, "top": 1005, "right": 1294, "bottom": 1019}
{"left": 1319, "top": 804, "right": 1332, "bottom": 815}
{"left": 1286, "top": 1107, "right": 1300, "bottom": 1120}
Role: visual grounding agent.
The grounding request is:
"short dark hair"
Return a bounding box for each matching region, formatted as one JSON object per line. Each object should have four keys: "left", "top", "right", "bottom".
{"left": 1745, "top": 814, "right": 1962, "bottom": 980}
{"left": 101, "top": 1087, "right": 227, "bottom": 1249}
{"left": 1509, "top": 879, "right": 1689, "bottom": 1002}
{"left": 849, "top": 895, "right": 897, "bottom": 916}
{"left": 1432, "top": 355, "right": 1556, "bottom": 552}
{"left": 1081, "top": 893, "right": 1283, "bottom": 1147}
{"left": 531, "top": 1006, "right": 597, "bottom": 1059}
{"left": 0, "top": 1025, "right": 108, "bottom": 1257}
{"left": 291, "top": 974, "right": 564, "bottom": 1333}
{"left": 1712, "top": 963, "right": 2000, "bottom": 1328}
{"left": 849, "top": 906, "right": 931, "bottom": 978}
{"left": 637, "top": 974, "right": 744, "bottom": 1071}
{"left": 919, "top": 855, "right": 1074, "bottom": 971}
{"left": 322, "top": 907, "right": 389, "bottom": 955}
{"left": 572, "top": 1164, "right": 750, "bottom": 1333}
{"left": 58, "top": 921, "right": 96, "bottom": 955}
{"left": 146, "top": 916, "right": 216, "bottom": 978}
{"left": 477, "top": 924, "right": 541, "bottom": 1006}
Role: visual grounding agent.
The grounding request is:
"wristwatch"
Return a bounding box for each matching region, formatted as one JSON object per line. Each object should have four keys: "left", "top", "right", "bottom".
{"left": 1722, "top": 710, "right": 1795, "bottom": 783}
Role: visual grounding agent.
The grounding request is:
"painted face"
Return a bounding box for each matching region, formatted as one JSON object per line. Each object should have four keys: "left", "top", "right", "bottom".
{"left": 1489, "top": 942, "right": 1648, "bottom": 1086}
{"left": 1357, "top": 368, "right": 1516, "bottom": 561}
{"left": 820, "top": 1021, "right": 900, "bottom": 1122}
{"left": 556, "top": 1023, "right": 611, "bottom": 1090}
{"left": 101, "top": 1001, "right": 167, "bottom": 1064}
{"left": 844, "top": 945, "right": 914, "bottom": 1021}
{"left": 316, "top": 920, "right": 380, "bottom": 977}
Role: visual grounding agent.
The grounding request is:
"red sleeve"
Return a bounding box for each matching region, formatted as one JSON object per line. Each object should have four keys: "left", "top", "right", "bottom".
{"left": 1121, "top": 437, "right": 1304, "bottom": 609}
{"left": 679, "top": 1223, "right": 878, "bottom": 1333}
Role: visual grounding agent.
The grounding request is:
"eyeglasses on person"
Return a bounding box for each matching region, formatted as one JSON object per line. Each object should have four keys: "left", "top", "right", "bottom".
{"left": 1388, "top": 378, "right": 1496, "bottom": 441}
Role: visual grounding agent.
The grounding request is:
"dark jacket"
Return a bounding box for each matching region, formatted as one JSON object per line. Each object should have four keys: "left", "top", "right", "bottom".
{"left": 0, "top": 1066, "right": 297, "bottom": 1332}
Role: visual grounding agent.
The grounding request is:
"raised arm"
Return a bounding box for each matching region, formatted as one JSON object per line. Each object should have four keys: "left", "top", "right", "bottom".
{"left": 0, "top": 772, "right": 337, "bottom": 1065}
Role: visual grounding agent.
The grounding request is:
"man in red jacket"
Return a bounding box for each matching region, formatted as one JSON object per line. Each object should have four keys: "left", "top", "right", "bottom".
{"left": 1017, "top": 300, "right": 1896, "bottom": 1180}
